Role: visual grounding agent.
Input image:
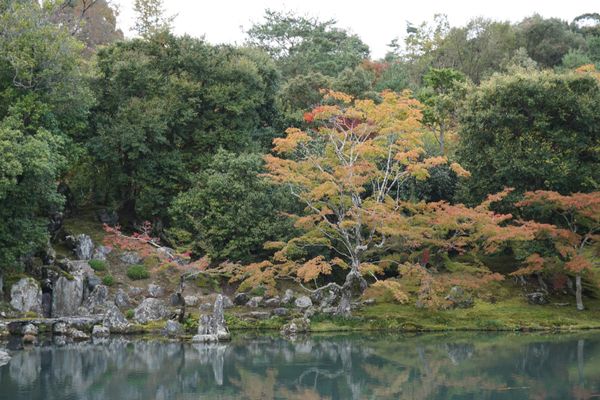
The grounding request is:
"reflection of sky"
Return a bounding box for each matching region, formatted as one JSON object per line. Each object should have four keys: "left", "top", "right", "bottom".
{"left": 0, "top": 333, "right": 598, "bottom": 400}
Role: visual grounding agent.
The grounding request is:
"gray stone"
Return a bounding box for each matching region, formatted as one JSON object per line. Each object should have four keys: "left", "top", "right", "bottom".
{"left": 170, "top": 293, "right": 184, "bottom": 306}
{"left": 52, "top": 276, "right": 84, "bottom": 317}
{"left": 82, "top": 285, "right": 110, "bottom": 314}
{"left": 363, "top": 298, "right": 376, "bottom": 306}
{"left": 10, "top": 278, "right": 42, "bottom": 314}
{"left": 222, "top": 295, "right": 234, "bottom": 309}
{"left": 114, "top": 289, "right": 131, "bottom": 310}
{"left": 247, "top": 296, "right": 263, "bottom": 308}
{"left": 72, "top": 234, "right": 94, "bottom": 260}
{"left": 294, "top": 296, "right": 312, "bottom": 309}
{"left": 86, "top": 275, "right": 102, "bottom": 291}
{"left": 42, "top": 241, "right": 56, "bottom": 265}
{"left": 526, "top": 292, "right": 549, "bottom": 305}
{"left": 280, "top": 317, "right": 310, "bottom": 336}
{"left": 445, "top": 286, "right": 474, "bottom": 309}
{"left": 233, "top": 293, "right": 249, "bottom": 306}
{"left": 92, "top": 325, "right": 110, "bottom": 338}
{"left": 68, "top": 327, "right": 89, "bottom": 341}
{"left": 92, "top": 245, "right": 112, "bottom": 261}
{"left": 163, "top": 320, "right": 183, "bottom": 337}
{"left": 103, "top": 303, "right": 130, "bottom": 332}
{"left": 245, "top": 311, "right": 271, "bottom": 320}
{"left": 147, "top": 284, "right": 165, "bottom": 298}
{"left": 281, "top": 289, "right": 295, "bottom": 305}
{"left": 128, "top": 286, "right": 144, "bottom": 297}
{"left": 192, "top": 294, "right": 230, "bottom": 342}
{"left": 184, "top": 295, "right": 199, "bottom": 307}
{"left": 264, "top": 296, "right": 281, "bottom": 307}
{"left": 23, "top": 323, "right": 38, "bottom": 336}
{"left": 133, "top": 298, "right": 169, "bottom": 324}
{"left": 200, "top": 302, "right": 213, "bottom": 311}
{"left": 120, "top": 251, "right": 142, "bottom": 265}
{"left": 52, "top": 322, "right": 69, "bottom": 335}
{"left": 0, "top": 350, "right": 10, "bottom": 367}
{"left": 273, "top": 307, "right": 289, "bottom": 316}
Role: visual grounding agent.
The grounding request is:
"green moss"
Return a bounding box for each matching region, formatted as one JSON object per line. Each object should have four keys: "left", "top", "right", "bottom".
{"left": 125, "top": 309, "right": 134, "bottom": 319}
{"left": 89, "top": 259, "right": 107, "bottom": 271}
{"left": 225, "top": 314, "right": 286, "bottom": 330}
{"left": 102, "top": 275, "right": 115, "bottom": 286}
{"left": 126, "top": 265, "right": 149, "bottom": 280}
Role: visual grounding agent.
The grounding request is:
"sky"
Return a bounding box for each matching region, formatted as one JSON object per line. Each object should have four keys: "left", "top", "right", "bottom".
{"left": 114, "top": 0, "right": 599, "bottom": 58}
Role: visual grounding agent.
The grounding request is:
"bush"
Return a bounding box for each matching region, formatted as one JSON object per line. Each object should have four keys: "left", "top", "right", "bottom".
{"left": 102, "top": 275, "right": 115, "bottom": 286}
{"left": 126, "top": 264, "right": 150, "bottom": 280}
{"left": 89, "top": 259, "right": 107, "bottom": 271}
{"left": 125, "top": 309, "right": 134, "bottom": 319}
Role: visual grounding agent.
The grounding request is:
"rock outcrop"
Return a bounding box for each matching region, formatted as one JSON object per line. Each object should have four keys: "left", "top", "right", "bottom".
{"left": 10, "top": 278, "right": 42, "bottom": 314}
{"left": 72, "top": 234, "right": 94, "bottom": 260}
{"left": 133, "top": 298, "right": 169, "bottom": 324}
{"left": 192, "top": 294, "right": 230, "bottom": 342}
{"left": 52, "top": 276, "right": 84, "bottom": 317}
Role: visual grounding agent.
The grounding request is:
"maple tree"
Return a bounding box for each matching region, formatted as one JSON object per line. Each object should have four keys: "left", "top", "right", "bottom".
{"left": 513, "top": 191, "right": 600, "bottom": 310}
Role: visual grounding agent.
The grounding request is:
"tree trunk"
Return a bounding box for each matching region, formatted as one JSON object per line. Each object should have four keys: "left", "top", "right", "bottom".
{"left": 576, "top": 274, "right": 584, "bottom": 311}
{"left": 334, "top": 266, "right": 368, "bottom": 317}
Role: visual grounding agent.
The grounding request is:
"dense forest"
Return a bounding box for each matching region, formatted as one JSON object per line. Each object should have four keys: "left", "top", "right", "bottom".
{"left": 1, "top": 0, "right": 599, "bottom": 318}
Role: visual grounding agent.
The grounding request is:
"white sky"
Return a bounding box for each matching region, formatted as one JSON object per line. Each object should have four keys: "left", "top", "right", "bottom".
{"left": 114, "top": 0, "right": 599, "bottom": 58}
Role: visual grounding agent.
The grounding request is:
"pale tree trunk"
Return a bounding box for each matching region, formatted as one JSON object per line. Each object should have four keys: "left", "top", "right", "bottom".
{"left": 335, "top": 259, "right": 367, "bottom": 317}
{"left": 576, "top": 274, "right": 584, "bottom": 311}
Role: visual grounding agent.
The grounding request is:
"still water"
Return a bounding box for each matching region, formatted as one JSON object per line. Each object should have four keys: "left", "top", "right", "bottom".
{"left": 0, "top": 332, "right": 599, "bottom": 399}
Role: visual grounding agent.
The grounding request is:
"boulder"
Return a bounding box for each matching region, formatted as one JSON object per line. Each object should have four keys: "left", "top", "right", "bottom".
{"left": 42, "top": 241, "right": 56, "bottom": 265}
{"left": 200, "top": 302, "right": 213, "bottom": 312}
{"left": 264, "top": 296, "right": 281, "bottom": 308}
{"left": 294, "top": 296, "right": 312, "bottom": 309}
{"left": 72, "top": 234, "right": 94, "bottom": 260}
{"left": 52, "top": 275, "right": 84, "bottom": 317}
{"left": 192, "top": 294, "right": 230, "bottom": 342}
{"left": 445, "top": 286, "right": 474, "bottom": 309}
{"left": 103, "top": 303, "right": 130, "bottom": 332}
{"left": 82, "top": 285, "right": 110, "bottom": 314}
{"left": 184, "top": 295, "right": 199, "bottom": 307}
{"left": 222, "top": 296, "right": 234, "bottom": 309}
{"left": 52, "top": 322, "right": 69, "bottom": 335}
{"left": 273, "top": 307, "right": 289, "bottom": 316}
{"left": 128, "top": 287, "right": 144, "bottom": 297}
{"left": 92, "top": 245, "right": 112, "bottom": 261}
{"left": 147, "top": 284, "right": 165, "bottom": 298}
{"left": 86, "top": 275, "right": 102, "bottom": 291}
{"left": 10, "top": 278, "right": 42, "bottom": 314}
{"left": 245, "top": 311, "right": 271, "bottom": 320}
{"left": 0, "top": 350, "right": 10, "bottom": 367}
{"left": 163, "top": 320, "right": 183, "bottom": 337}
{"left": 68, "top": 327, "right": 89, "bottom": 341}
{"left": 120, "top": 252, "right": 142, "bottom": 265}
{"left": 133, "top": 298, "right": 169, "bottom": 324}
{"left": 526, "top": 292, "right": 549, "bottom": 305}
{"left": 281, "top": 317, "right": 310, "bottom": 337}
{"left": 170, "top": 293, "right": 185, "bottom": 306}
{"left": 247, "top": 296, "right": 263, "bottom": 308}
{"left": 233, "top": 293, "right": 249, "bottom": 306}
{"left": 92, "top": 325, "right": 110, "bottom": 338}
{"left": 281, "top": 289, "right": 295, "bottom": 305}
{"left": 114, "top": 289, "right": 131, "bottom": 310}
{"left": 23, "top": 323, "right": 38, "bottom": 336}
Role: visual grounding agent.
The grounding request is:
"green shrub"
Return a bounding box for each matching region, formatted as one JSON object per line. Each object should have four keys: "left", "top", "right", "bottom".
{"left": 126, "top": 264, "right": 150, "bottom": 280}
{"left": 102, "top": 275, "right": 115, "bottom": 286}
{"left": 125, "top": 309, "right": 134, "bottom": 319}
{"left": 89, "top": 259, "right": 107, "bottom": 271}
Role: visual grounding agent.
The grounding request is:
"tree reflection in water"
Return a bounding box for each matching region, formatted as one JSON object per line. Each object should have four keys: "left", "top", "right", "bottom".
{"left": 1, "top": 332, "right": 600, "bottom": 399}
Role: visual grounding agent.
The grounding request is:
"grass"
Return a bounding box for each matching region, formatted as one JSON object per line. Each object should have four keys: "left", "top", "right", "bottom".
{"left": 102, "top": 275, "right": 115, "bottom": 286}
{"left": 89, "top": 259, "right": 107, "bottom": 271}
{"left": 126, "top": 265, "right": 150, "bottom": 280}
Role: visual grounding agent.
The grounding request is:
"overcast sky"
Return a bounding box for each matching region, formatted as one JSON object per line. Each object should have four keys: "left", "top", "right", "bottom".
{"left": 114, "top": 0, "right": 599, "bottom": 58}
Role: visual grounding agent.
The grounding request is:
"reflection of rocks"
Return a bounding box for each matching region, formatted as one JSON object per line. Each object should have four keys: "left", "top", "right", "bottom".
{"left": 444, "top": 343, "right": 475, "bottom": 365}
{"left": 0, "top": 349, "right": 10, "bottom": 366}
{"left": 192, "top": 343, "right": 228, "bottom": 385}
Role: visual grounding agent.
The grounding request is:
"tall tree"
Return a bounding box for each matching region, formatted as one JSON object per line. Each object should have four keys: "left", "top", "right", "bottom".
{"left": 133, "top": 0, "right": 174, "bottom": 38}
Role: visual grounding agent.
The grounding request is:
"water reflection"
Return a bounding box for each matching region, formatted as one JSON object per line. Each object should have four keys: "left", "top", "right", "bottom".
{"left": 1, "top": 332, "right": 599, "bottom": 399}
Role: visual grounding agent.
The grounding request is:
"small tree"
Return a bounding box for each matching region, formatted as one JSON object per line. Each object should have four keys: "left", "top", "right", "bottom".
{"left": 262, "top": 90, "right": 464, "bottom": 315}
{"left": 514, "top": 191, "right": 600, "bottom": 310}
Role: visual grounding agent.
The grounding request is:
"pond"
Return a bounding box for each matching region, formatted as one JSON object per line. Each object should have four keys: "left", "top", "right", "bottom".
{"left": 0, "top": 332, "right": 599, "bottom": 399}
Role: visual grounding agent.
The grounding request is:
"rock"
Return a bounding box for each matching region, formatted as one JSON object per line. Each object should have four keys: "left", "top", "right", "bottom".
{"left": 42, "top": 241, "right": 56, "bottom": 265}
{"left": 103, "top": 303, "right": 130, "bottom": 332}
{"left": 72, "top": 234, "right": 94, "bottom": 260}
{"left": 128, "top": 287, "right": 144, "bottom": 297}
{"left": 10, "top": 278, "right": 42, "bottom": 314}
{"left": 526, "top": 292, "right": 549, "bottom": 305}
{"left": 170, "top": 293, "right": 184, "bottom": 306}
{"left": 92, "top": 325, "right": 110, "bottom": 338}
{"left": 445, "top": 286, "right": 474, "bottom": 309}
{"left": 192, "top": 294, "right": 230, "bottom": 342}
{"left": 86, "top": 275, "right": 102, "bottom": 291}
{"left": 23, "top": 334, "right": 37, "bottom": 344}
{"left": 23, "top": 323, "right": 38, "bottom": 336}
{"left": 247, "top": 296, "right": 263, "bottom": 308}
{"left": 147, "top": 284, "right": 165, "bottom": 298}
{"left": 281, "top": 317, "right": 310, "bottom": 337}
{"left": 96, "top": 208, "right": 118, "bottom": 226}
{"left": 52, "top": 322, "right": 69, "bottom": 335}
{"left": 273, "top": 307, "right": 289, "bottom": 316}
{"left": 281, "top": 289, "right": 295, "bottom": 305}
{"left": 294, "top": 296, "right": 312, "bottom": 309}
{"left": 200, "top": 302, "right": 213, "bottom": 312}
{"left": 363, "top": 298, "right": 376, "bottom": 306}
{"left": 311, "top": 284, "right": 342, "bottom": 309}
{"left": 41, "top": 292, "right": 52, "bottom": 318}
{"left": 52, "top": 276, "right": 84, "bottom": 317}
{"left": 114, "top": 289, "right": 131, "bottom": 310}
{"left": 222, "top": 295, "right": 234, "bottom": 309}
{"left": 82, "top": 285, "right": 110, "bottom": 313}
{"left": 233, "top": 293, "right": 249, "bottom": 306}
{"left": 120, "top": 251, "right": 142, "bottom": 265}
{"left": 245, "top": 311, "right": 271, "bottom": 320}
{"left": 264, "top": 296, "right": 281, "bottom": 308}
{"left": 68, "top": 327, "right": 89, "bottom": 341}
{"left": 184, "top": 295, "right": 199, "bottom": 307}
{"left": 0, "top": 322, "right": 9, "bottom": 337}
{"left": 92, "top": 245, "right": 112, "bottom": 261}
{"left": 162, "top": 320, "right": 183, "bottom": 337}
{"left": 0, "top": 350, "right": 10, "bottom": 367}
{"left": 133, "top": 298, "right": 169, "bottom": 324}
{"left": 303, "top": 307, "right": 316, "bottom": 318}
